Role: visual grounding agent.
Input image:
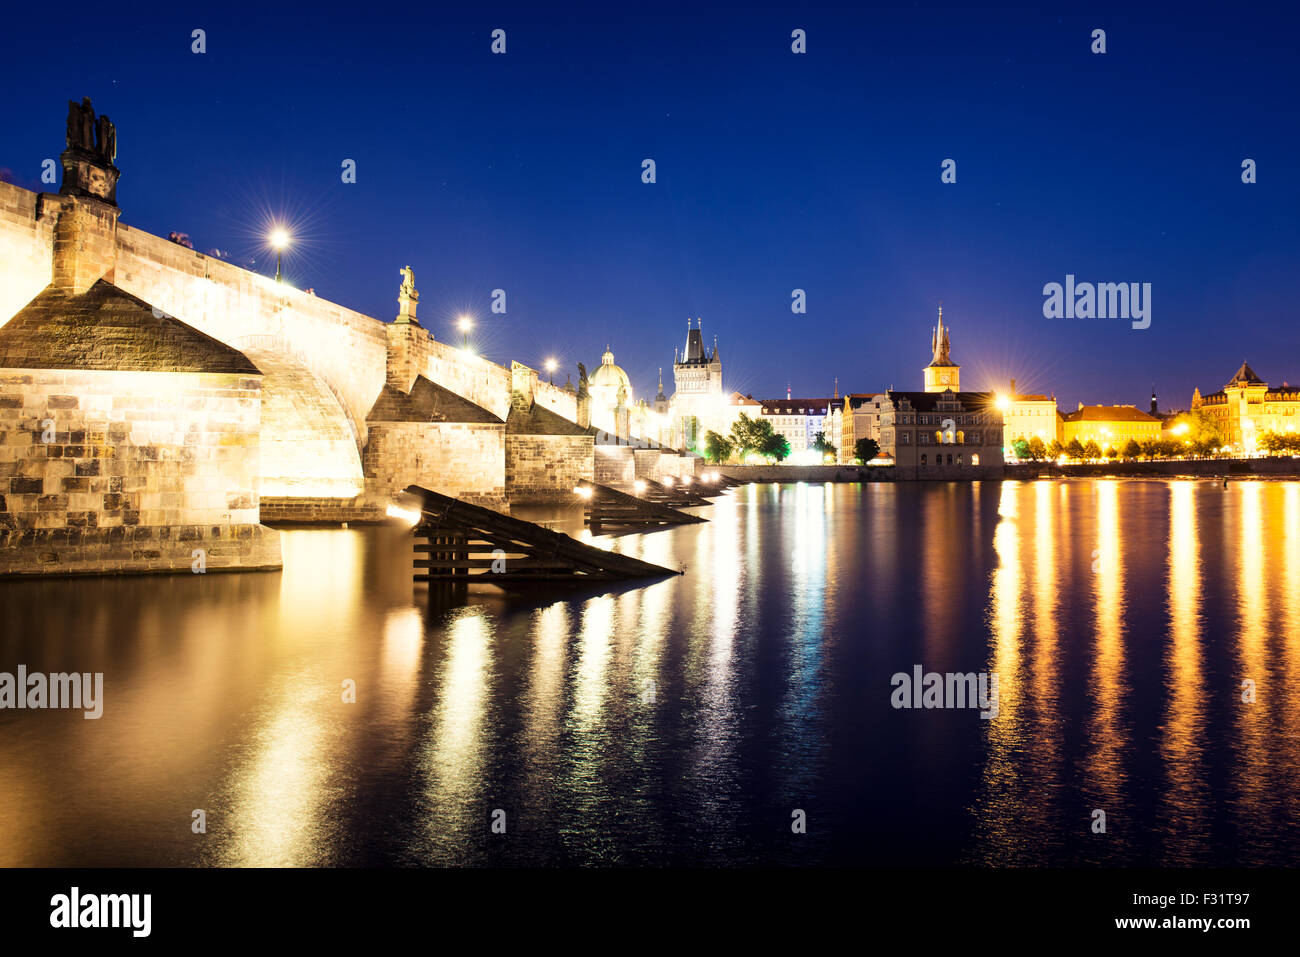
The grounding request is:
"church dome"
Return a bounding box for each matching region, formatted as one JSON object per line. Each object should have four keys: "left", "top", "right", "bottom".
{"left": 589, "top": 347, "right": 632, "bottom": 397}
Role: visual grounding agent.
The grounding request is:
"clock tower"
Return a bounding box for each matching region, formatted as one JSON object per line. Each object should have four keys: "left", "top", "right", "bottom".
{"left": 923, "top": 306, "right": 960, "bottom": 393}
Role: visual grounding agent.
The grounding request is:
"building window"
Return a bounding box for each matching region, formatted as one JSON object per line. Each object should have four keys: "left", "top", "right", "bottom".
{"left": 947, "top": 454, "right": 953, "bottom": 465}
{"left": 935, "top": 431, "right": 943, "bottom": 445}
{"left": 921, "top": 454, "right": 927, "bottom": 465}
{"left": 972, "top": 454, "right": 980, "bottom": 466}
{"left": 957, "top": 453, "right": 963, "bottom": 465}
{"left": 957, "top": 430, "right": 964, "bottom": 444}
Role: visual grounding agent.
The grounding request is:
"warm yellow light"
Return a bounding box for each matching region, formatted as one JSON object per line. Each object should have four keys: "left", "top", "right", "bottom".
{"left": 573, "top": 485, "right": 592, "bottom": 498}
{"left": 663, "top": 476, "right": 675, "bottom": 486}
{"left": 269, "top": 228, "right": 291, "bottom": 250}
{"left": 995, "top": 394, "right": 1010, "bottom": 412}
{"left": 385, "top": 503, "right": 420, "bottom": 527}
{"left": 1172, "top": 422, "right": 1190, "bottom": 436}
{"left": 544, "top": 358, "right": 558, "bottom": 374}
{"left": 633, "top": 480, "right": 647, "bottom": 494}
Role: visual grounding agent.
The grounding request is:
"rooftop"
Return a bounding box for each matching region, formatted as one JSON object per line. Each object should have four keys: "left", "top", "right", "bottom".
{"left": 1064, "top": 405, "right": 1160, "bottom": 423}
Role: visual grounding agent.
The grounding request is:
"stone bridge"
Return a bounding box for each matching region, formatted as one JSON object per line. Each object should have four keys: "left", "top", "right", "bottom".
{"left": 0, "top": 107, "right": 698, "bottom": 575}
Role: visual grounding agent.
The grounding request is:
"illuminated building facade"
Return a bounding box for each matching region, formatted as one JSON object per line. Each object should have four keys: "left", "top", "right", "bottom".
{"left": 670, "top": 318, "right": 724, "bottom": 451}
{"left": 839, "top": 392, "right": 888, "bottom": 463}
{"left": 587, "top": 346, "right": 633, "bottom": 438}
{"left": 879, "top": 390, "right": 1004, "bottom": 475}
{"left": 1061, "top": 404, "right": 1161, "bottom": 450}
{"left": 1191, "top": 361, "right": 1300, "bottom": 451}
{"left": 1000, "top": 378, "right": 1060, "bottom": 452}
{"left": 877, "top": 317, "right": 1003, "bottom": 475}
{"left": 758, "top": 396, "right": 835, "bottom": 459}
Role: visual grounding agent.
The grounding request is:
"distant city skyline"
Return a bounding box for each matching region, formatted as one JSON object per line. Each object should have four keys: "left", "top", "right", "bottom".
{"left": 3, "top": 3, "right": 1297, "bottom": 411}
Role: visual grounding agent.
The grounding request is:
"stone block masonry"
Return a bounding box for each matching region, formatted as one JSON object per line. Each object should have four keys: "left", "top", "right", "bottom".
{"left": 0, "top": 369, "right": 280, "bottom": 575}
{"left": 594, "top": 445, "right": 635, "bottom": 486}
{"left": 506, "top": 435, "right": 594, "bottom": 502}
{"left": 365, "top": 421, "right": 507, "bottom": 508}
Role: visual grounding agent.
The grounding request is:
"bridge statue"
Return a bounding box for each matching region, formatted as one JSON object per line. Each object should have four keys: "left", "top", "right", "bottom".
{"left": 577, "top": 362, "right": 589, "bottom": 399}
{"left": 60, "top": 96, "right": 121, "bottom": 205}
{"left": 96, "top": 113, "right": 117, "bottom": 165}
{"left": 66, "top": 98, "right": 95, "bottom": 151}
{"left": 396, "top": 265, "right": 419, "bottom": 323}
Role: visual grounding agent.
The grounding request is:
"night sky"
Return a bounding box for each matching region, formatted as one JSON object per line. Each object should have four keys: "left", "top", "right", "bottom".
{"left": 2, "top": 2, "right": 1297, "bottom": 411}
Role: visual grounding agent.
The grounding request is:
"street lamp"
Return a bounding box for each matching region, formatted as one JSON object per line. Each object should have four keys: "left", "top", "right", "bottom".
{"left": 269, "top": 227, "right": 290, "bottom": 282}
{"left": 544, "top": 358, "right": 558, "bottom": 384}
{"left": 457, "top": 315, "right": 473, "bottom": 350}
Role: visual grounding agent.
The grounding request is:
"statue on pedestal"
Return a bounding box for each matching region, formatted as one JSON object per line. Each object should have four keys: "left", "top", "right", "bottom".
{"left": 396, "top": 265, "right": 419, "bottom": 323}
{"left": 66, "top": 98, "right": 95, "bottom": 151}
{"left": 60, "top": 96, "right": 121, "bottom": 206}
{"left": 96, "top": 114, "right": 116, "bottom": 166}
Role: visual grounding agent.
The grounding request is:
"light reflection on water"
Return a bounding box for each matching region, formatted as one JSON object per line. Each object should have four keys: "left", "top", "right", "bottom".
{"left": 2, "top": 480, "right": 1299, "bottom": 866}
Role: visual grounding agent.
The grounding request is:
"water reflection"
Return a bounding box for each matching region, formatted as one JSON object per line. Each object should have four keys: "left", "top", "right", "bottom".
{"left": 1158, "top": 481, "right": 1207, "bottom": 863}
{"left": 419, "top": 610, "right": 493, "bottom": 862}
{"left": 1083, "top": 480, "right": 1129, "bottom": 858}
{"left": 2, "top": 480, "right": 1300, "bottom": 866}
{"left": 1232, "top": 483, "right": 1269, "bottom": 856}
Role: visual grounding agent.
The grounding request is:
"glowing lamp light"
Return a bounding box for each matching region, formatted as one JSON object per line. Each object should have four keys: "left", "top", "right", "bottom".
{"left": 269, "top": 226, "right": 291, "bottom": 282}
{"left": 573, "top": 486, "right": 592, "bottom": 499}
{"left": 995, "top": 394, "right": 1010, "bottom": 412}
{"left": 682, "top": 476, "right": 692, "bottom": 485}
{"left": 663, "top": 476, "right": 675, "bottom": 486}
{"left": 1172, "top": 422, "right": 1190, "bottom": 436}
{"left": 385, "top": 503, "right": 420, "bottom": 527}
{"left": 633, "top": 479, "right": 647, "bottom": 494}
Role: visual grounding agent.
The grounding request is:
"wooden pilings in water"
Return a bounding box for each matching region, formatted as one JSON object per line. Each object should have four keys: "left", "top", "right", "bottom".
{"left": 577, "top": 479, "right": 707, "bottom": 535}
{"left": 402, "top": 484, "right": 679, "bottom": 583}
{"left": 636, "top": 477, "right": 712, "bottom": 508}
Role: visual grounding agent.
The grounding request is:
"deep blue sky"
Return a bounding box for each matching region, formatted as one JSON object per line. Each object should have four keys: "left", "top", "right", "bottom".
{"left": 3, "top": 2, "right": 1298, "bottom": 410}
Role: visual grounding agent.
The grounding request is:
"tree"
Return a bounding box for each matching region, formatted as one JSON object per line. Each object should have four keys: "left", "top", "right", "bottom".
{"left": 1011, "top": 438, "right": 1030, "bottom": 460}
{"left": 1048, "top": 439, "right": 1064, "bottom": 458}
{"left": 761, "top": 432, "right": 791, "bottom": 462}
{"left": 1066, "top": 438, "right": 1085, "bottom": 459}
{"left": 812, "top": 430, "right": 837, "bottom": 460}
{"left": 1027, "top": 436, "right": 1048, "bottom": 461}
{"left": 854, "top": 437, "right": 880, "bottom": 464}
{"left": 729, "top": 413, "right": 776, "bottom": 459}
{"left": 1122, "top": 438, "right": 1141, "bottom": 459}
{"left": 1261, "top": 431, "right": 1300, "bottom": 455}
{"left": 703, "top": 430, "right": 734, "bottom": 463}
{"left": 1083, "top": 440, "right": 1102, "bottom": 460}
